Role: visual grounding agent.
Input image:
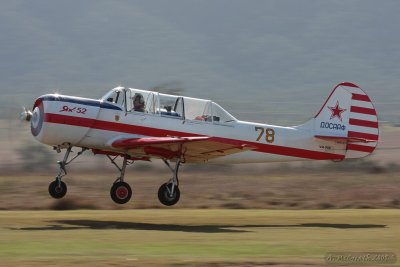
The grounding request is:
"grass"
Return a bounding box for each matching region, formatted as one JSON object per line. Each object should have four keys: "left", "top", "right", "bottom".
{"left": 0, "top": 209, "right": 399, "bottom": 266}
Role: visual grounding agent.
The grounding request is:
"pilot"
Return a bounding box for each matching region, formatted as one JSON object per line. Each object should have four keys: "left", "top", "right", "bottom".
{"left": 133, "top": 93, "right": 145, "bottom": 112}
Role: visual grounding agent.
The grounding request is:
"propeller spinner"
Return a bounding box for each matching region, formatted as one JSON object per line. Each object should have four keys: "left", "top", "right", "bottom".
{"left": 20, "top": 107, "right": 33, "bottom": 122}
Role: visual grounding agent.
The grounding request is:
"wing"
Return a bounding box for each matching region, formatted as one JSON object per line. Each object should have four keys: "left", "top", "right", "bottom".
{"left": 111, "top": 136, "right": 255, "bottom": 163}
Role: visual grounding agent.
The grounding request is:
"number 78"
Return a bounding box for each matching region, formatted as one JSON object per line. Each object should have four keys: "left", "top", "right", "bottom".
{"left": 255, "top": 127, "right": 275, "bottom": 143}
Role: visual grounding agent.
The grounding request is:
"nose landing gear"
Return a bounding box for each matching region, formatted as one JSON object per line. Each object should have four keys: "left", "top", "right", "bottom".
{"left": 48, "top": 180, "right": 67, "bottom": 199}
{"left": 48, "top": 146, "right": 87, "bottom": 199}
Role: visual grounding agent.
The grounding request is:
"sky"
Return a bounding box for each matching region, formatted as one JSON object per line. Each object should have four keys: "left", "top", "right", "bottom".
{"left": 1, "top": 0, "right": 399, "bottom": 124}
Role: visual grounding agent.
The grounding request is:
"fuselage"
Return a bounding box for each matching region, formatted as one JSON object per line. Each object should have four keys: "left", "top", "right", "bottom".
{"left": 25, "top": 83, "right": 379, "bottom": 207}
{"left": 30, "top": 88, "right": 346, "bottom": 164}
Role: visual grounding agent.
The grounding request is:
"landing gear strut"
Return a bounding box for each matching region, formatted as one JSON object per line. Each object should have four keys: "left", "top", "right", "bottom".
{"left": 48, "top": 146, "right": 182, "bottom": 206}
{"left": 158, "top": 159, "right": 181, "bottom": 206}
{"left": 49, "top": 146, "right": 87, "bottom": 199}
{"left": 107, "top": 155, "right": 133, "bottom": 204}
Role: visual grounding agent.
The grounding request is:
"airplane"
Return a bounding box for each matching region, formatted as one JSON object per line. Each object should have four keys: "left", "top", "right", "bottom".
{"left": 21, "top": 82, "right": 379, "bottom": 206}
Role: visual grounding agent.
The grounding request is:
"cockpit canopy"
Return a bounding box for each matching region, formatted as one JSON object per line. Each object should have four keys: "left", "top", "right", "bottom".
{"left": 101, "top": 87, "right": 236, "bottom": 123}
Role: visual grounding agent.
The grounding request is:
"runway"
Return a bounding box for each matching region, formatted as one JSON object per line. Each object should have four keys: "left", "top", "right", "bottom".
{"left": 0, "top": 209, "right": 399, "bottom": 266}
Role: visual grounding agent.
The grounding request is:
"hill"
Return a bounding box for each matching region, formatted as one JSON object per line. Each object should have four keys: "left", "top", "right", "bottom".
{"left": 1, "top": 1, "right": 399, "bottom": 124}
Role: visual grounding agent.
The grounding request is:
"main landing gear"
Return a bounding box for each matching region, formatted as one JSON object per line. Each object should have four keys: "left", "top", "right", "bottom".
{"left": 49, "top": 146, "right": 183, "bottom": 206}
{"left": 106, "top": 156, "right": 182, "bottom": 206}
{"left": 158, "top": 159, "right": 181, "bottom": 206}
{"left": 107, "top": 155, "right": 133, "bottom": 204}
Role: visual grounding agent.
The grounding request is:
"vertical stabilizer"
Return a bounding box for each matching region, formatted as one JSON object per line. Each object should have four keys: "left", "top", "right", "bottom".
{"left": 313, "top": 82, "right": 379, "bottom": 158}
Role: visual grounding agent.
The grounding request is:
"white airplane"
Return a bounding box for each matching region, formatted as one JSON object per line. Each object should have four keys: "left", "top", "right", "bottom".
{"left": 21, "top": 82, "right": 379, "bottom": 206}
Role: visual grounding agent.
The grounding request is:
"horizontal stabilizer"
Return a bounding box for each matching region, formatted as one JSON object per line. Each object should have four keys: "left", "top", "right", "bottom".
{"left": 314, "top": 135, "right": 377, "bottom": 143}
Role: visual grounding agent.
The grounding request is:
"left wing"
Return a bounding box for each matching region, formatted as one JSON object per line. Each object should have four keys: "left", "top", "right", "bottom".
{"left": 111, "top": 136, "right": 254, "bottom": 163}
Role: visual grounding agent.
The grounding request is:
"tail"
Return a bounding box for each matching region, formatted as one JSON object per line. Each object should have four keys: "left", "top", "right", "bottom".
{"left": 312, "top": 82, "right": 379, "bottom": 159}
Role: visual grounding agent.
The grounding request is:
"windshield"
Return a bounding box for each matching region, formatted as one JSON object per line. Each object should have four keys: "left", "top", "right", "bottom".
{"left": 183, "top": 97, "right": 236, "bottom": 123}
{"left": 211, "top": 102, "right": 237, "bottom": 123}
{"left": 100, "top": 87, "right": 125, "bottom": 107}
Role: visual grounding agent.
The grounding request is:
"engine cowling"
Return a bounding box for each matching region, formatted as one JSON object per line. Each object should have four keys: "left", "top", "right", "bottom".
{"left": 31, "top": 94, "right": 102, "bottom": 146}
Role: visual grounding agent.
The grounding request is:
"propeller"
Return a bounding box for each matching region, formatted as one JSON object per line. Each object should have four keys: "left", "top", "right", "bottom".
{"left": 20, "top": 106, "right": 33, "bottom": 122}
{"left": 149, "top": 81, "right": 185, "bottom": 96}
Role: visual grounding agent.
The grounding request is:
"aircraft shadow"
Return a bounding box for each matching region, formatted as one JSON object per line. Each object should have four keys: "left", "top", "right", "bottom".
{"left": 13, "top": 220, "right": 386, "bottom": 233}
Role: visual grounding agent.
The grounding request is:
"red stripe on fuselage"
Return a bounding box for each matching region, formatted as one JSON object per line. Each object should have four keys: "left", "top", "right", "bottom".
{"left": 44, "top": 113, "right": 344, "bottom": 161}
{"left": 45, "top": 113, "right": 94, "bottom": 128}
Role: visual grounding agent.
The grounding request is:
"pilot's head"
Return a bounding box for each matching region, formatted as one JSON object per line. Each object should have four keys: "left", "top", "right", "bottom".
{"left": 133, "top": 93, "right": 145, "bottom": 111}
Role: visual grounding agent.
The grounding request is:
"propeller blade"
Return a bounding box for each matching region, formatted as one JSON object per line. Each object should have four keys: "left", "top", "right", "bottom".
{"left": 20, "top": 106, "right": 32, "bottom": 122}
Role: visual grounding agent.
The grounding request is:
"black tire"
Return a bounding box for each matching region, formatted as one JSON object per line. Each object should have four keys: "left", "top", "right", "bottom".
{"left": 110, "top": 182, "right": 132, "bottom": 204}
{"left": 158, "top": 183, "right": 180, "bottom": 206}
{"left": 48, "top": 180, "right": 67, "bottom": 199}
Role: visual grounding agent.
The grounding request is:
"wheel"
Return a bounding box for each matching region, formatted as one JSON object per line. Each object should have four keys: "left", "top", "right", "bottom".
{"left": 158, "top": 183, "right": 180, "bottom": 206}
{"left": 110, "top": 182, "right": 132, "bottom": 204}
{"left": 48, "top": 180, "right": 67, "bottom": 199}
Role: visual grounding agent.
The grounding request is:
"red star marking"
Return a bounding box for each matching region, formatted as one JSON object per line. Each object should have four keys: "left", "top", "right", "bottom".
{"left": 328, "top": 101, "right": 346, "bottom": 121}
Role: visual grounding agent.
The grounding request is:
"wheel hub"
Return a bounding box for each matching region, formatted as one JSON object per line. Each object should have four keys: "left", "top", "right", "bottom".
{"left": 55, "top": 186, "right": 63, "bottom": 193}
{"left": 116, "top": 186, "right": 128, "bottom": 199}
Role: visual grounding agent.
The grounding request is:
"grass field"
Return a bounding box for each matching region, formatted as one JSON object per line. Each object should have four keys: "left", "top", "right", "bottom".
{"left": 0, "top": 209, "right": 399, "bottom": 266}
